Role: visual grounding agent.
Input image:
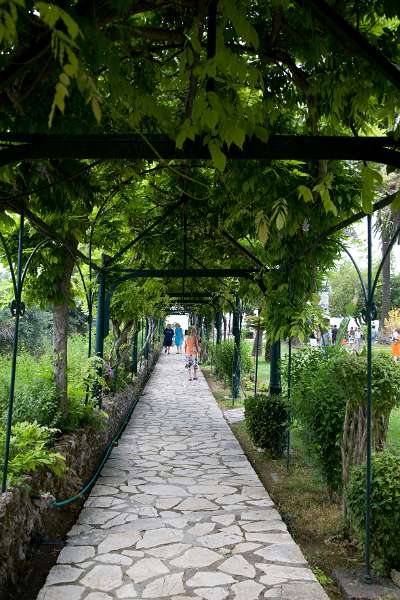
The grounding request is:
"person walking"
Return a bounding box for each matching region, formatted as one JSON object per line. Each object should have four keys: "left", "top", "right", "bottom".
{"left": 163, "top": 324, "right": 174, "bottom": 354}
{"left": 184, "top": 326, "right": 200, "bottom": 381}
{"left": 174, "top": 323, "right": 184, "bottom": 354}
{"left": 331, "top": 324, "right": 338, "bottom": 345}
{"left": 354, "top": 327, "right": 362, "bottom": 352}
{"left": 391, "top": 328, "right": 400, "bottom": 362}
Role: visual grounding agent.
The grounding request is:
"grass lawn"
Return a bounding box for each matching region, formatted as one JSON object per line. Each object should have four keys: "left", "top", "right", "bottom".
{"left": 387, "top": 407, "right": 400, "bottom": 455}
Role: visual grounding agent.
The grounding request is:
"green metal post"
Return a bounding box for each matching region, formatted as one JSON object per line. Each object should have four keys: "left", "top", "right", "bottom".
{"left": 216, "top": 311, "right": 222, "bottom": 344}
{"left": 144, "top": 318, "right": 149, "bottom": 361}
{"left": 131, "top": 328, "right": 138, "bottom": 375}
{"left": 232, "top": 297, "right": 241, "bottom": 403}
{"left": 286, "top": 337, "right": 292, "bottom": 471}
{"left": 2, "top": 212, "right": 24, "bottom": 493}
{"left": 254, "top": 309, "right": 260, "bottom": 399}
{"left": 364, "top": 214, "right": 373, "bottom": 583}
{"left": 269, "top": 340, "right": 281, "bottom": 395}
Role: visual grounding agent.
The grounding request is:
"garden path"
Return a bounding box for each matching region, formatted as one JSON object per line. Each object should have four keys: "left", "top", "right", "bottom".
{"left": 37, "top": 353, "right": 328, "bottom": 600}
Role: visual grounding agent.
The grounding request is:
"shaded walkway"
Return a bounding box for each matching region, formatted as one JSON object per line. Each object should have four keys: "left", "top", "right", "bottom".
{"left": 37, "top": 354, "right": 328, "bottom": 600}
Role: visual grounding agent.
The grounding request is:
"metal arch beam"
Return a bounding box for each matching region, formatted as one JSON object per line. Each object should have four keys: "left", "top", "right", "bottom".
{"left": 0, "top": 134, "right": 399, "bottom": 166}
{"left": 104, "top": 268, "right": 259, "bottom": 278}
{"left": 300, "top": 0, "right": 400, "bottom": 92}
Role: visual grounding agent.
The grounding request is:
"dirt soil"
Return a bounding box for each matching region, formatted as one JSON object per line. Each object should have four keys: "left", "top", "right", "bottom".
{"left": 1, "top": 500, "right": 84, "bottom": 600}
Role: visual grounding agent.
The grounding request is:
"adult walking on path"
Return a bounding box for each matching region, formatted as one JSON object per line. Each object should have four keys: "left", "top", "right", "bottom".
{"left": 37, "top": 353, "right": 328, "bottom": 600}
{"left": 174, "top": 323, "right": 184, "bottom": 354}
{"left": 184, "top": 326, "right": 200, "bottom": 381}
{"left": 163, "top": 324, "right": 174, "bottom": 354}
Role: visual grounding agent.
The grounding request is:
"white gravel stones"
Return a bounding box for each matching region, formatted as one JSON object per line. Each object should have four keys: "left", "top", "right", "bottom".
{"left": 35, "top": 353, "right": 328, "bottom": 600}
{"left": 81, "top": 565, "right": 123, "bottom": 591}
{"left": 171, "top": 547, "right": 222, "bottom": 568}
{"left": 142, "top": 573, "right": 185, "bottom": 597}
{"left": 127, "top": 556, "right": 169, "bottom": 583}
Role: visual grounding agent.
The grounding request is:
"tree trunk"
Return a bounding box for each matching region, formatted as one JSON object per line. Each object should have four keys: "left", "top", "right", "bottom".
{"left": 53, "top": 249, "right": 76, "bottom": 420}
{"left": 252, "top": 328, "right": 263, "bottom": 356}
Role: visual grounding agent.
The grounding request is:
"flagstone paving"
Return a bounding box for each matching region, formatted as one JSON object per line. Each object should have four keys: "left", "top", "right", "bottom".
{"left": 37, "top": 353, "right": 329, "bottom": 600}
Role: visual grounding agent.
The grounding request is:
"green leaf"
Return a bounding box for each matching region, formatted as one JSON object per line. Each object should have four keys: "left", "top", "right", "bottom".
{"left": 361, "top": 165, "right": 383, "bottom": 214}
{"left": 209, "top": 141, "right": 226, "bottom": 172}
{"left": 276, "top": 212, "right": 285, "bottom": 231}
{"left": 298, "top": 185, "right": 313, "bottom": 203}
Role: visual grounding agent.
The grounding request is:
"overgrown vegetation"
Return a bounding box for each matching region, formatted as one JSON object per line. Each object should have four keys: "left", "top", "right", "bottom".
{"left": 244, "top": 393, "right": 287, "bottom": 456}
{"left": 213, "top": 339, "right": 253, "bottom": 387}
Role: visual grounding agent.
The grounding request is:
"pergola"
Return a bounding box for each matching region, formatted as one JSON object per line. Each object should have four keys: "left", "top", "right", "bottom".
{"left": 1, "top": 0, "right": 400, "bottom": 585}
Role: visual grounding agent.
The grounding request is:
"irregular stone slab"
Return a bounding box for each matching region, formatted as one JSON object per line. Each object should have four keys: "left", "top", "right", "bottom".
{"left": 142, "top": 573, "right": 185, "bottom": 598}
{"left": 232, "top": 542, "right": 261, "bottom": 554}
{"left": 95, "top": 553, "right": 132, "bottom": 566}
{"left": 46, "top": 565, "right": 83, "bottom": 585}
{"left": 137, "top": 528, "right": 183, "bottom": 548}
{"left": 186, "top": 572, "right": 235, "bottom": 587}
{"left": 198, "top": 532, "right": 243, "bottom": 549}
{"left": 246, "top": 532, "right": 293, "bottom": 544}
{"left": 98, "top": 532, "right": 141, "bottom": 554}
{"left": 254, "top": 544, "right": 306, "bottom": 564}
{"left": 85, "top": 594, "right": 113, "bottom": 600}
{"left": 242, "top": 520, "right": 287, "bottom": 532}
{"left": 188, "top": 522, "right": 216, "bottom": 536}
{"left": 257, "top": 564, "right": 316, "bottom": 585}
{"left": 171, "top": 547, "right": 222, "bottom": 568}
{"left": 263, "top": 582, "right": 328, "bottom": 599}
{"left": 231, "top": 580, "right": 264, "bottom": 599}
{"left": 127, "top": 557, "right": 169, "bottom": 583}
{"left": 218, "top": 555, "right": 256, "bottom": 578}
{"left": 37, "top": 586, "right": 85, "bottom": 600}
{"left": 195, "top": 588, "right": 229, "bottom": 600}
{"left": 212, "top": 515, "right": 235, "bottom": 526}
{"left": 116, "top": 583, "right": 138, "bottom": 598}
{"left": 78, "top": 508, "right": 117, "bottom": 525}
{"left": 175, "top": 498, "right": 218, "bottom": 511}
{"left": 81, "top": 565, "right": 123, "bottom": 591}
{"left": 57, "top": 546, "right": 95, "bottom": 564}
{"left": 145, "top": 543, "right": 191, "bottom": 559}
{"left": 139, "top": 484, "right": 189, "bottom": 496}
{"left": 91, "top": 485, "right": 119, "bottom": 496}
{"left": 155, "top": 497, "right": 182, "bottom": 510}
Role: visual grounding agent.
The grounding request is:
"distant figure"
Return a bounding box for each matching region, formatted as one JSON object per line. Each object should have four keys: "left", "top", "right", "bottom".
{"left": 348, "top": 327, "right": 355, "bottom": 349}
{"left": 184, "top": 326, "right": 200, "bottom": 381}
{"left": 309, "top": 332, "right": 318, "bottom": 347}
{"left": 331, "top": 324, "right": 338, "bottom": 345}
{"left": 174, "top": 323, "right": 184, "bottom": 354}
{"left": 163, "top": 324, "right": 174, "bottom": 354}
{"left": 391, "top": 328, "right": 400, "bottom": 362}
{"left": 371, "top": 324, "right": 378, "bottom": 343}
{"left": 354, "top": 327, "right": 362, "bottom": 352}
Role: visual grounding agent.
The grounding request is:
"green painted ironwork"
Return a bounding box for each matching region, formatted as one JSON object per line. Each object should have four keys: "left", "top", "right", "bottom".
{"left": 1, "top": 212, "right": 24, "bottom": 493}
{"left": 269, "top": 340, "right": 281, "bottom": 395}
{"left": 286, "top": 337, "right": 292, "bottom": 472}
{"left": 232, "top": 296, "right": 241, "bottom": 403}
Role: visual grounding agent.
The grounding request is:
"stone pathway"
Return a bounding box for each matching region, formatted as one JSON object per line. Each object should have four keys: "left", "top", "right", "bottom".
{"left": 37, "top": 354, "right": 329, "bottom": 600}
{"left": 223, "top": 408, "right": 245, "bottom": 424}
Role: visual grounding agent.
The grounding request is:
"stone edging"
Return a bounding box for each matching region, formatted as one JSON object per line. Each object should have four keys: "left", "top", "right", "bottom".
{"left": 0, "top": 350, "right": 159, "bottom": 591}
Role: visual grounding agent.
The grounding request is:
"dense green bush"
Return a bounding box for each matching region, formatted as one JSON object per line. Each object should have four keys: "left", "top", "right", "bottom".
{"left": 245, "top": 393, "right": 287, "bottom": 456}
{"left": 214, "top": 339, "right": 253, "bottom": 385}
{"left": 346, "top": 452, "right": 400, "bottom": 574}
{"left": 0, "top": 421, "right": 66, "bottom": 487}
{"left": 289, "top": 347, "right": 400, "bottom": 496}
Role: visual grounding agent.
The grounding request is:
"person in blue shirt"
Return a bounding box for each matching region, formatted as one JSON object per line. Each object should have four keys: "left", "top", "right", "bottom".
{"left": 174, "top": 323, "right": 184, "bottom": 354}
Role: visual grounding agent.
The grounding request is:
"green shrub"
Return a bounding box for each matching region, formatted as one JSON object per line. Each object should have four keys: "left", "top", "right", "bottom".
{"left": 245, "top": 393, "right": 287, "bottom": 456}
{"left": 0, "top": 421, "right": 66, "bottom": 488}
{"left": 346, "top": 452, "right": 400, "bottom": 574}
{"left": 0, "top": 350, "right": 60, "bottom": 428}
{"left": 214, "top": 339, "right": 253, "bottom": 384}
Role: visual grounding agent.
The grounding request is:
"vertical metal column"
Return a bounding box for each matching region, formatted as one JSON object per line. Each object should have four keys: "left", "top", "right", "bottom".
{"left": 2, "top": 212, "right": 24, "bottom": 493}
{"left": 364, "top": 214, "right": 373, "bottom": 583}
{"left": 269, "top": 340, "right": 281, "bottom": 395}
{"left": 254, "top": 309, "right": 261, "bottom": 399}
{"left": 216, "top": 311, "right": 222, "bottom": 344}
{"left": 144, "top": 318, "right": 149, "bottom": 361}
{"left": 232, "top": 297, "right": 241, "bottom": 403}
{"left": 286, "top": 337, "right": 292, "bottom": 471}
